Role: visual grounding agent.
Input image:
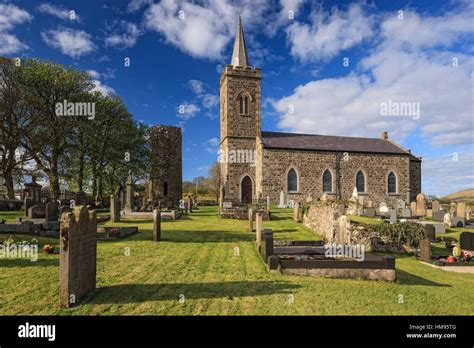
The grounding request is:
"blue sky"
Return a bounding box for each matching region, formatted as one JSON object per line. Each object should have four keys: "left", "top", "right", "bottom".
{"left": 1, "top": 0, "right": 473, "bottom": 196}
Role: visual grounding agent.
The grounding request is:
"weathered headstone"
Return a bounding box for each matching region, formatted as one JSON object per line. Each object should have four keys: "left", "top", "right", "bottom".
{"left": 456, "top": 202, "right": 466, "bottom": 218}
{"left": 419, "top": 239, "right": 431, "bottom": 262}
{"left": 401, "top": 208, "right": 411, "bottom": 218}
{"left": 432, "top": 211, "right": 445, "bottom": 222}
{"left": 248, "top": 208, "right": 253, "bottom": 232}
{"left": 293, "top": 202, "right": 301, "bottom": 222}
{"left": 460, "top": 232, "right": 474, "bottom": 251}
{"left": 363, "top": 207, "right": 376, "bottom": 218}
{"left": 59, "top": 206, "right": 97, "bottom": 308}
{"left": 432, "top": 200, "right": 440, "bottom": 213}
{"left": 45, "top": 202, "right": 59, "bottom": 221}
{"left": 452, "top": 217, "right": 465, "bottom": 228}
{"left": 187, "top": 196, "right": 193, "bottom": 213}
{"left": 379, "top": 202, "right": 389, "bottom": 214}
{"left": 153, "top": 208, "right": 161, "bottom": 241}
{"left": 423, "top": 224, "right": 436, "bottom": 242}
{"left": 278, "top": 191, "right": 285, "bottom": 208}
{"left": 410, "top": 202, "right": 417, "bottom": 216}
{"left": 425, "top": 209, "right": 432, "bottom": 219}
{"left": 110, "top": 195, "right": 120, "bottom": 223}
{"left": 443, "top": 213, "right": 452, "bottom": 228}
{"left": 28, "top": 205, "right": 45, "bottom": 219}
{"left": 389, "top": 209, "right": 397, "bottom": 223}
{"left": 416, "top": 193, "right": 426, "bottom": 216}
{"left": 255, "top": 212, "right": 263, "bottom": 247}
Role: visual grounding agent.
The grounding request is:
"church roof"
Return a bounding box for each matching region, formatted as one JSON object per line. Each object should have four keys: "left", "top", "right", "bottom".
{"left": 231, "top": 15, "right": 249, "bottom": 68}
{"left": 261, "top": 131, "right": 420, "bottom": 159}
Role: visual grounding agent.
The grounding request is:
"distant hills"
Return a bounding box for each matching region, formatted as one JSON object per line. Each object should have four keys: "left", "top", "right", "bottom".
{"left": 440, "top": 188, "right": 474, "bottom": 202}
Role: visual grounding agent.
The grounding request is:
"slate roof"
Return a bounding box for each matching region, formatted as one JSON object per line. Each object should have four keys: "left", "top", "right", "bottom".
{"left": 261, "top": 131, "right": 420, "bottom": 160}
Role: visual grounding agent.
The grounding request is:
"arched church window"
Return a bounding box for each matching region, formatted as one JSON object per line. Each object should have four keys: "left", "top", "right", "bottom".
{"left": 287, "top": 168, "right": 298, "bottom": 192}
{"left": 323, "top": 169, "right": 332, "bottom": 192}
{"left": 239, "top": 95, "right": 249, "bottom": 115}
{"left": 356, "top": 171, "right": 365, "bottom": 193}
{"left": 388, "top": 172, "right": 397, "bottom": 193}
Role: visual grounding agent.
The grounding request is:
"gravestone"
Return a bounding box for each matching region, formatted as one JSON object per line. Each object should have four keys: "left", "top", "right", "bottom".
{"left": 278, "top": 191, "right": 285, "bottom": 208}
{"left": 28, "top": 205, "right": 45, "bottom": 219}
{"left": 364, "top": 207, "right": 376, "bottom": 218}
{"left": 410, "top": 202, "right": 417, "bottom": 216}
{"left": 293, "top": 202, "right": 301, "bottom": 222}
{"left": 401, "top": 208, "right": 411, "bottom": 218}
{"left": 432, "top": 211, "right": 445, "bottom": 222}
{"left": 423, "top": 224, "right": 436, "bottom": 242}
{"left": 110, "top": 195, "right": 120, "bottom": 223}
{"left": 443, "top": 213, "right": 452, "bottom": 227}
{"left": 419, "top": 239, "right": 431, "bottom": 262}
{"left": 379, "top": 202, "right": 389, "bottom": 214}
{"left": 266, "top": 196, "right": 270, "bottom": 212}
{"left": 125, "top": 171, "right": 134, "bottom": 212}
{"left": 223, "top": 201, "right": 232, "bottom": 209}
{"left": 456, "top": 202, "right": 466, "bottom": 218}
{"left": 23, "top": 197, "right": 33, "bottom": 216}
{"left": 432, "top": 200, "right": 440, "bottom": 213}
{"left": 425, "top": 209, "right": 432, "bottom": 219}
{"left": 452, "top": 217, "right": 465, "bottom": 228}
{"left": 45, "top": 202, "right": 59, "bottom": 221}
{"left": 248, "top": 208, "right": 253, "bottom": 232}
{"left": 389, "top": 209, "right": 397, "bottom": 223}
{"left": 59, "top": 206, "right": 97, "bottom": 308}
{"left": 416, "top": 193, "right": 426, "bottom": 216}
{"left": 255, "top": 211, "right": 263, "bottom": 248}
{"left": 153, "top": 208, "right": 161, "bottom": 241}
{"left": 187, "top": 196, "right": 193, "bottom": 213}
{"left": 396, "top": 199, "right": 405, "bottom": 210}
{"left": 460, "top": 232, "right": 474, "bottom": 251}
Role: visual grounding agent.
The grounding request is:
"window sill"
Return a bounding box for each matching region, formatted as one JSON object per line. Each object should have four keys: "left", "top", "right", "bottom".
{"left": 287, "top": 191, "right": 300, "bottom": 195}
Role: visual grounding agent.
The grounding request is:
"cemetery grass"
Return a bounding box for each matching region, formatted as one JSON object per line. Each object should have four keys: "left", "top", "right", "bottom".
{"left": 1, "top": 206, "right": 473, "bottom": 315}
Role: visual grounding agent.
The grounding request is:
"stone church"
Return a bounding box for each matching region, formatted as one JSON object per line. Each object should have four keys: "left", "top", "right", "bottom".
{"left": 220, "top": 16, "right": 421, "bottom": 207}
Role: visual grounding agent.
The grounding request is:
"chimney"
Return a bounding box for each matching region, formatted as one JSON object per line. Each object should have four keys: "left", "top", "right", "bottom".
{"left": 381, "top": 131, "right": 388, "bottom": 140}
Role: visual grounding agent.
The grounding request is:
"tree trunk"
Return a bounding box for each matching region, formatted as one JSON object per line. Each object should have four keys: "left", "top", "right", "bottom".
{"left": 3, "top": 169, "right": 15, "bottom": 200}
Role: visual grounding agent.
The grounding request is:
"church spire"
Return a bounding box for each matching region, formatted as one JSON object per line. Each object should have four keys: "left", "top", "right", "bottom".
{"left": 231, "top": 14, "right": 249, "bottom": 68}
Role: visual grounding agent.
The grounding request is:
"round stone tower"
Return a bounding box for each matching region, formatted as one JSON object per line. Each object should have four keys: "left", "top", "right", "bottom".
{"left": 150, "top": 125, "right": 182, "bottom": 208}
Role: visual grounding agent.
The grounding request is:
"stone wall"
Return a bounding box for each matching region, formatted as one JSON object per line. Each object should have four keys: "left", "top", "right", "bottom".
{"left": 409, "top": 159, "right": 422, "bottom": 202}
{"left": 59, "top": 206, "right": 97, "bottom": 308}
{"left": 261, "top": 148, "right": 416, "bottom": 207}
{"left": 150, "top": 125, "right": 182, "bottom": 207}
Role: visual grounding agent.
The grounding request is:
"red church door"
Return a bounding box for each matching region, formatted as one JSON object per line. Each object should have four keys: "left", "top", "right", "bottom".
{"left": 241, "top": 176, "right": 252, "bottom": 204}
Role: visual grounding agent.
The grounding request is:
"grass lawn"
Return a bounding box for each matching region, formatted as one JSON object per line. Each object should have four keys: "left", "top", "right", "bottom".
{"left": 1, "top": 206, "right": 473, "bottom": 315}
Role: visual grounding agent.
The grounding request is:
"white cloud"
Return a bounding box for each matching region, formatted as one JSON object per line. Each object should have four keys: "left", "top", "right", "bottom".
{"left": 273, "top": 5, "right": 474, "bottom": 147}
{"left": 204, "top": 137, "right": 219, "bottom": 153}
{"left": 0, "top": 3, "right": 32, "bottom": 55}
{"left": 177, "top": 103, "right": 200, "bottom": 121}
{"left": 285, "top": 3, "right": 375, "bottom": 62}
{"left": 41, "top": 28, "right": 96, "bottom": 58}
{"left": 0, "top": 3, "right": 32, "bottom": 31}
{"left": 105, "top": 21, "right": 142, "bottom": 49}
{"left": 91, "top": 80, "right": 115, "bottom": 96}
{"left": 187, "top": 79, "right": 205, "bottom": 94}
{"left": 144, "top": 0, "right": 270, "bottom": 61}
{"left": 186, "top": 79, "right": 219, "bottom": 110}
{"left": 0, "top": 32, "right": 29, "bottom": 55}
{"left": 201, "top": 94, "right": 219, "bottom": 109}
{"left": 38, "top": 3, "right": 80, "bottom": 21}
{"left": 127, "top": 0, "right": 152, "bottom": 13}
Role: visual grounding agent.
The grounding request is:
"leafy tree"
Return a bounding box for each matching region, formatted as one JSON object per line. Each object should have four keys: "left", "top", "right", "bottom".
{"left": 207, "top": 161, "right": 221, "bottom": 202}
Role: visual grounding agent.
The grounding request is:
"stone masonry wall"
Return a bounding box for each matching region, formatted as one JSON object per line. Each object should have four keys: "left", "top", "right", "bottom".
{"left": 261, "top": 148, "right": 415, "bottom": 207}
{"left": 150, "top": 125, "right": 182, "bottom": 207}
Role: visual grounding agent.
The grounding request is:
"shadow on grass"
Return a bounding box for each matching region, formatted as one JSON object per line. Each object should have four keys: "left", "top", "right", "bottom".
{"left": 123, "top": 229, "right": 254, "bottom": 243}
{"left": 0, "top": 258, "right": 58, "bottom": 267}
{"left": 90, "top": 280, "right": 300, "bottom": 303}
{"left": 396, "top": 269, "right": 451, "bottom": 287}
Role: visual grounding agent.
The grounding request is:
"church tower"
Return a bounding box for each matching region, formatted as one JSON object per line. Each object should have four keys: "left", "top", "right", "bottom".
{"left": 220, "top": 15, "right": 262, "bottom": 204}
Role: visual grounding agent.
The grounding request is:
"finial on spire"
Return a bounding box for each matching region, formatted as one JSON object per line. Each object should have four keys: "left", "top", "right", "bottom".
{"left": 231, "top": 11, "right": 249, "bottom": 68}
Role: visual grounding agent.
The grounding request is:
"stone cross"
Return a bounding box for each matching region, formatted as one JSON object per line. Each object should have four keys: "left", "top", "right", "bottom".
{"left": 59, "top": 206, "right": 97, "bottom": 308}
{"left": 153, "top": 207, "right": 161, "bottom": 241}
{"left": 125, "top": 171, "right": 134, "bottom": 212}
{"left": 110, "top": 195, "right": 120, "bottom": 223}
